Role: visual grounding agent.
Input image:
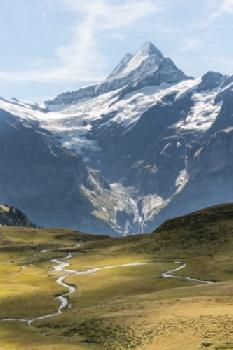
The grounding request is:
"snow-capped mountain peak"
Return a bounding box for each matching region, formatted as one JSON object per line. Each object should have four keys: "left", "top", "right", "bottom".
{"left": 1, "top": 42, "right": 233, "bottom": 236}
{"left": 46, "top": 42, "right": 187, "bottom": 109}
{"left": 108, "top": 42, "right": 164, "bottom": 80}
{"left": 135, "top": 41, "right": 163, "bottom": 58}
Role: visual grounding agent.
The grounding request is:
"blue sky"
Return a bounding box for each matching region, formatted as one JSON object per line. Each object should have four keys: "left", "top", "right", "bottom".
{"left": 0, "top": 0, "right": 233, "bottom": 102}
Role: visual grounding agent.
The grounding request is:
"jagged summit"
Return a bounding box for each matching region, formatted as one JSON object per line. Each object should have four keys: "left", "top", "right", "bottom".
{"left": 108, "top": 42, "right": 164, "bottom": 80}
{"left": 46, "top": 41, "right": 188, "bottom": 108}
{"left": 137, "top": 41, "right": 163, "bottom": 57}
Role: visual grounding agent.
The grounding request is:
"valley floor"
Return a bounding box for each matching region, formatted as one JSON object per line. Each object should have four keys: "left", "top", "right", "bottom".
{"left": 0, "top": 226, "right": 232, "bottom": 350}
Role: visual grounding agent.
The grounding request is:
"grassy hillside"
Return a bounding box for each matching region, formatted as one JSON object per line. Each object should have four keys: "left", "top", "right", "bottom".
{"left": 0, "top": 204, "right": 232, "bottom": 349}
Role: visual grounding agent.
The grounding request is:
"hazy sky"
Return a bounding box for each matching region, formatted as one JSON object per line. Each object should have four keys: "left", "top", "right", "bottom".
{"left": 0, "top": 0, "right": 233, "bottom": 102}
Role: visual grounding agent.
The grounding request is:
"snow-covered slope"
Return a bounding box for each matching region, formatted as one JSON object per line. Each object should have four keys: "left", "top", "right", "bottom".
{"left": 108, "top": 42, "right": 163, "bottom": 79}
{"left": 45, "top": 42, "right": 189, "bottom": 109}
{"left": 1, "top": 43, "right": 233, "bottom": 235}
{"left": 39, "top": 80, "right": 198, "bottom": 156}
{"left": 108, "top": 53, "right": 133, "bottom": 79}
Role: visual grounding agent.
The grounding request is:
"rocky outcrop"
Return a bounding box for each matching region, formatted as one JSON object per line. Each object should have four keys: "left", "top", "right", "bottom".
{"left": 0, "top": 204, "right": 34, "bottom": 227}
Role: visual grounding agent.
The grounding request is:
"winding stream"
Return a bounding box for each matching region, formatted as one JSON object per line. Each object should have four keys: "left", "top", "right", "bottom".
{"left": 1, "top": 255, "right": 76, "bottom": 326}
{"left": 1, "top": 253, "right": 213, "bottom": 326}
{"left": 162, "top": 261, "right": 213, "bottom": 285}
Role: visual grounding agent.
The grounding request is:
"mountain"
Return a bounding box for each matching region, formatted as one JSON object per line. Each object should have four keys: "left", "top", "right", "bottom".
{"left": 0, "top": 204, "right": 34, "bottom": 227}
{"left": 0, "top": 42, "right": 233, "bottom": 235}
{"left": 45, "top": 42, "right": 190, "bottom": 109}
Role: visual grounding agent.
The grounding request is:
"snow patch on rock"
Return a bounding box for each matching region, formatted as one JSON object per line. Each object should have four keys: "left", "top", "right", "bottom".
{"left": 176, "top": 90, "right": 222, "bottom": 131}
{"left": 175, "top": 169, "right": 189, "bottom": 194}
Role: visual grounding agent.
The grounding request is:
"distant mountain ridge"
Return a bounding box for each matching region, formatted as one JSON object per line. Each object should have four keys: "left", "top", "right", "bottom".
{"left": 0, "top": 42, "right": 233, "bottom": 235}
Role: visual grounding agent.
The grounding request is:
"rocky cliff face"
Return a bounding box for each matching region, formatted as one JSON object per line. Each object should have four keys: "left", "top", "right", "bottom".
{"left": 0, "top": 42, "right": 233, "bottom": 235}
{"left": 0, "top": 108, "right": 116, "bottom": 234}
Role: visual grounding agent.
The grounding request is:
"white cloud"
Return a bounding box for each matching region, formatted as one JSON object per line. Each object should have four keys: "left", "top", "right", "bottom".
{"left": 0, "top": 0, "right": 161, "bottom": 83}
{"left": 220, "top": 0, "right": 233, "bottom": 13}
{"left": 194, "top": 0, "right": 233, "bottom": 29}
{"left": 180, "top": 38, "right": 202, "bottom": 52}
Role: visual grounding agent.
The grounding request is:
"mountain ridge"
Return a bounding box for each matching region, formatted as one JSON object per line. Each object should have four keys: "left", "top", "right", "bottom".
{"left": 0, "top": 42, "right": 233, "bottom": 235}
{"left": 45, "top": 42, "right": 190, "bottom": 109}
